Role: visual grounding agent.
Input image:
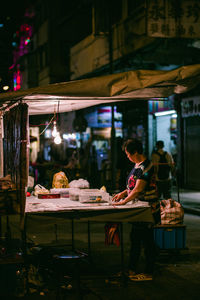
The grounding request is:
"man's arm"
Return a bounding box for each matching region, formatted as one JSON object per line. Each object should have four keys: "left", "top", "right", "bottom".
{"left": 114, "top": 179, "right": 147, "bottom": 205}
{"left": 166, "top": 152, "right": 175, "bottom": 174}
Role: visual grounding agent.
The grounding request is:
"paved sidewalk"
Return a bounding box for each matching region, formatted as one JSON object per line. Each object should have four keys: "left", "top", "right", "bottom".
{"left": 1, "top": 213, "right": 200, "bottom": 300}
{"left": 172, "top": 187, "right": 200, "bottom": 215}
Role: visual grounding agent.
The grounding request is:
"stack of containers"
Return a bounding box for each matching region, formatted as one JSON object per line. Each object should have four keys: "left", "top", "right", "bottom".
{"left": 79, "top": 189, "right": 110, "bottom": 203}
{"left": 50, "top": 187, "right": 110, "bottom": 203}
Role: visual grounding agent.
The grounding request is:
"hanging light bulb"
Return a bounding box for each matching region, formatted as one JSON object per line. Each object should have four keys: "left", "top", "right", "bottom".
{"left": 52, "top": 121, "right": 58, "bottom": 137}
{"left": 54, "top": 132, "right": 62, "bottom": 144}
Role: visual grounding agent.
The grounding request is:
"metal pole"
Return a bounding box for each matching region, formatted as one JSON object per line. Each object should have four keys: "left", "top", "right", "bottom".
{"left": 87, "top": 221, "right": 92, "bottom": 262}
{"left": 0, "top": 113, "right": 4, "bottom": 178}
{"left": 108, "top": 3, "right": 116, "bottom": 191}
{"left": 71, "top": 219, "right": 74, "bottom": 251}
{"left": 111, "top": 105, "right": 116, "bottom": 191}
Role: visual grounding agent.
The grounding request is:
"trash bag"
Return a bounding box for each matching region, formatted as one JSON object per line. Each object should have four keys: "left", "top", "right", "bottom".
{"left": 160, "top": 199, "right": 184, "bottom": 225}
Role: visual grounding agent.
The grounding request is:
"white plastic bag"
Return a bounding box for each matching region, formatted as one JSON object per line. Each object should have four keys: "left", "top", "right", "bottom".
{"left": 28, "top": 176, "right": 34, "bottom": 188}
{"left": 34, "top": 184, "right": 49, "bottom": 196}
{"left": 69, "top": 178, "right": 89, "bottom": 189}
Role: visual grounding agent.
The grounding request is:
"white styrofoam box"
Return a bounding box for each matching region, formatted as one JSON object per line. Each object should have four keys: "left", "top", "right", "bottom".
{"left": 79, "top": 189, "right": 110, "bottom": 203}
{"left": 69, "top": 188, "right": 81, "bottom": 201}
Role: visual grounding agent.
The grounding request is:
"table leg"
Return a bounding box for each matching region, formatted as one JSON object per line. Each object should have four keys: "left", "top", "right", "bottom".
{"left": 5, "top": 215, "right": 11, "bottom": 240}
{"left": 21, "top": 214, "right": 29, "bottom": 295}
{"left": 119, "top": 223, "right": 124, "bottom": 272}
{"left": 21, "top": 214, "right": 27, "bottom": 257}
{"left": 0, "top": 216, "right": 2, "bottom": 237}
{"left": 87, "top": 221, "right": 92, "bottom": 261}
{"left": 71, "top": 219, "right": 74, "bottom": 251}
{"left": 119, "top": 222, "right": 127, "bottom": 285}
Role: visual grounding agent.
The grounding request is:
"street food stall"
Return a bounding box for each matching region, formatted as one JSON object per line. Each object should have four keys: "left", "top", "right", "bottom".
{"left": 0, "top": 64, "right": 200, "bottom": 267}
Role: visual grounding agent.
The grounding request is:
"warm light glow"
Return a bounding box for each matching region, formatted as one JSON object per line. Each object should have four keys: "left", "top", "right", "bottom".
{"left": 54, "top": 133, "right": 62, "bottom": 144}
{"left": 52, "top": 121, "right": 58, "bottom": 137}
{"left": 3, "top": 85, "right": 9, "bottom": 91}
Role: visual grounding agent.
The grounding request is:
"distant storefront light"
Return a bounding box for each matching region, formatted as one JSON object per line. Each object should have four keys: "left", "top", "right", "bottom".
{"left": 85, "top": 106, "right": 122, "bottom": 128}
{"left": 3, "top": 86, "right": 9, "bottom": 91}
{"left": 13, "top": 69, "right": 21, "bottom": 91}
{"left": 63, "top": 133, "right": 76, "bottom": 140}
{"left": 25, "top": 37, "right": 31, "bottom": 45}
{"left": 148, "top": 99, "right": 173, "bottom": 114}
{"left": 155, "top": 110, "right": 176, "bottom": 117}
{"left": 44, "top": 129, "right": 51, "bottom": 138}
{"left": 172, "top": 114, "right": 177, "bottom": 118}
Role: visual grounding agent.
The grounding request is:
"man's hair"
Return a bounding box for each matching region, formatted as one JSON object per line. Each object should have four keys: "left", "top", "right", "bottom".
{"left": 156, "top": 140, "right": 164, "bottom": 149}
{"left": 122, "top": 138, "right": 143, "bottom": 154}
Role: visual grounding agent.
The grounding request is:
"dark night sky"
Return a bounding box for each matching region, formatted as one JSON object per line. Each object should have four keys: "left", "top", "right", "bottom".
{"left": 0, "top": 1, "right": 27, "bottom": 88}
{"left": 0, "top": 2, "right": 26, "bottom": 18}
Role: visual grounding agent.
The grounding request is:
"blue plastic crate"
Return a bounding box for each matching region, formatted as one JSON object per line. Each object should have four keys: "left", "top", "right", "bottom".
{"left": 154, "top": 225, "right": 186, "bottom": 249}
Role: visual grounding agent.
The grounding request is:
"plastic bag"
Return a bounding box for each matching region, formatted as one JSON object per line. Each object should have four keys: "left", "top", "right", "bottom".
{"left": 69, "top": 178, "right": 89, "bottom": 188}
{"left": 0, "top": 174, "right": 16, "bottom": 190}
{"left": 52, "top": 171, "right": 69, "bottom": 188}
{"left": 34, "top": 184, "right": 49, "bottom": 196}
{"left": 28, "top": 176, "right": 34, "bottom": 188}
{"left": 160, "top": 199, "right": 184, "bottom": 225}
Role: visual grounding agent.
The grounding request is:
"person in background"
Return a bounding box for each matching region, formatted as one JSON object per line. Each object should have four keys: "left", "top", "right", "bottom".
{"left": 151, "top": 140, "right": 174, "bottom": 200}
{"left": 116, "top": 137, "right": 132, "bottom": 191}
{"left": 34, "top": 150, "right": 48, "bottom": 186}
{"left": 63, "top": 149, "right": 79, "bottom": 181}
{"left": 112, "top": 138, "right": 160, "bottom": 281}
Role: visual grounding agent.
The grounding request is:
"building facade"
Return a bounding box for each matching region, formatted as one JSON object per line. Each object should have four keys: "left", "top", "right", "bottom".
{"left": 11, "top": 0, "right": 200, "bottom": 189}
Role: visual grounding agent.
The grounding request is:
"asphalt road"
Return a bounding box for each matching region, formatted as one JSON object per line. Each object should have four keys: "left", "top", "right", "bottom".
{"left": 1, "top": 213, "right": 200, "bottom": 299}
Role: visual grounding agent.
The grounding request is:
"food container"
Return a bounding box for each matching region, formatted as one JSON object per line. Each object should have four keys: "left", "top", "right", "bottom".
{"left": 50, "top": 188, "right": 70, "bottom": 198}
{"left": 69, "top": 188, "right": 81, "bottom": 201}
{"left": 79, "top": 189, "right": 110, "bottom": 203}
{"left": 38, "top": 194, "right": 60, "bottom": 199}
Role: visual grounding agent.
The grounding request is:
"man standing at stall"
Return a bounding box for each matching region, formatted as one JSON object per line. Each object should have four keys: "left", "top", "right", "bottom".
{"left": 151, "top": 140, "right": 174, "bottom": 200}
{"left": 112, "top": 138, "right": 160, "bottom": 281}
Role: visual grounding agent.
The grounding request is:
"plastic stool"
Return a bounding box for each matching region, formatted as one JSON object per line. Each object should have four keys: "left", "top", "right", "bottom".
{"left": 52, "top": 250, "right": 88, "bottom": 300}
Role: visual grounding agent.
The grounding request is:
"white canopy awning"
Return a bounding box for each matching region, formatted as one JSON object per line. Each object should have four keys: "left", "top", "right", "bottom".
{"left": 1, "top": 64, "right": 200, "bottom": 114}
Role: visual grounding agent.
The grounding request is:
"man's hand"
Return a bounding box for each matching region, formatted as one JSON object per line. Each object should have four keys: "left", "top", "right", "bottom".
{"left": 112, "top": 191, "right": 125, "bottom": 202}
{"left": 113, "top": 199, "right": 127, "bottom": 206}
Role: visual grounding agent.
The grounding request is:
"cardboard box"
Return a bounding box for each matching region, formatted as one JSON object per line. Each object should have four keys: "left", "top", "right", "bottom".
{"left": 154, "top": 224, "right": 186, "bottom": 249}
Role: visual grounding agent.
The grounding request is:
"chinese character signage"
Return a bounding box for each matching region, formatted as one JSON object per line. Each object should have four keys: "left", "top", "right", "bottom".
{"left": 147, "top": 0, "right": 200, "bottom": 38}
{"left": 182, "top": 96, "right": 200, "bottom": 117}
